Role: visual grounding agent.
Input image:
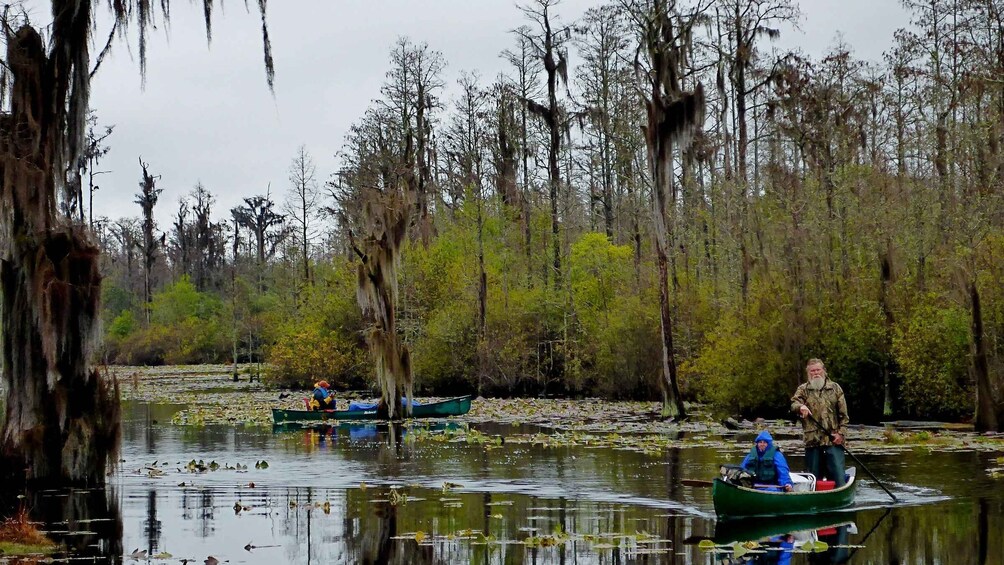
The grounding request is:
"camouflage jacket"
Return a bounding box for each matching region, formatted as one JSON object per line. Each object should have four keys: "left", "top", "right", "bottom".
{"left": 790, "top": 379, "right": 849, "bottom": 447}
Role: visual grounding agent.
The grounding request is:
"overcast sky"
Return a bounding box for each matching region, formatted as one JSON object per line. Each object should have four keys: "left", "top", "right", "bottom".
{"left": 25, "top": 1, "right": 911, "bottom": 227}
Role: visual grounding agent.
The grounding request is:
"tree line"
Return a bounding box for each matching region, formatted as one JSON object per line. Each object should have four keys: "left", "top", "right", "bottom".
{"left": 92, "top": 0, "right": 1004, "bottom": 430}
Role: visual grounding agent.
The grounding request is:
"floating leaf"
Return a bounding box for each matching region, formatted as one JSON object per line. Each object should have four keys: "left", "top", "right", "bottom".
{"left": 414, "top": 531, "right": 426, "bottom": 543}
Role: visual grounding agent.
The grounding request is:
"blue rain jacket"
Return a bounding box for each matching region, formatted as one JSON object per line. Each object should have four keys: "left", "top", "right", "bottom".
{"left": 740, "top": 430, "right": 793, "bottom": 489}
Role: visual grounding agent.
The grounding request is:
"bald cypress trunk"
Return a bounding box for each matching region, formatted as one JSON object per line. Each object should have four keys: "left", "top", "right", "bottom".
{"left": 636, "top": 1, "right": 704, "bottom": 420}
{"left": 351, "top": 140, "right": 416, "bottom": 421}
{"left": 0, "top": 25, "right": 120, "bottom": 487}
{"left": 971, "top": 281, "right": 1002, "bottom": 432}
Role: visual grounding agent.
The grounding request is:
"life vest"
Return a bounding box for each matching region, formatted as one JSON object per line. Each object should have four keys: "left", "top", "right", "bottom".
{"left": 310, "top": 387, "right": 334, "bottom": 411}
{"left": 745, "top": 444, "right": 779, "bottom": 484}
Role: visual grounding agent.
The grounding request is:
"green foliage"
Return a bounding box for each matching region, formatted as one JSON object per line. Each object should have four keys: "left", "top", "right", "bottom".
{"left": 105, "top": 277, "right": 231, "bottom": 365}
{"left": 150, "top": 276, "right": 223, "bottom": 325}
{"left": 267, "top": 325, "right": 366, "bottom": 389}
{"left": 412, "top": 297, "right": 477, "bottom": 392}
{"left": 265, "top": 264, "right": 370, "bottom": 389}
{"left": 569, "top": 233, "right": 632, "bottom": 329}
{"left": 588, "top": 294, "right": 662, "bottom": 399}
{"left": 101, "top": 282, "right": 134, "bottom": 325}
{"left": 95, "top": 170, "right": 999, "bottom": 425}
{"left": 108, "top": 310, "right": 135, "bottom": 339}
{"left": 565, "top": 234, "right": 658, "bottom": 397}
{"left": 682, "top": 297, "right": 791, "bottom": 417}
{"left": 113, "top": 324, "right": 170, "bottom": 365}
{"left": 893, "top": 296, "right": 973, "bottom": 420}
{"left": 485, "top": 284, "right": 567, "bottom": 395}
{"left": 815, "top": 293, "right": 891, "bottom": 422}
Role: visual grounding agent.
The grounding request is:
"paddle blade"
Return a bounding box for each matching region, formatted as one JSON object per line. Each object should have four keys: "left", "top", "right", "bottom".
{"left": 681, "top": 479, "right": 715, "bottom": 488}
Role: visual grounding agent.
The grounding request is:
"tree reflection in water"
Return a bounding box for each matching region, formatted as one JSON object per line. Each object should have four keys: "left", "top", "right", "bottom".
{"left": 362, "top": 422, "right": 432, "bottom": 565}
{"left": 102, "top": 416, "right": 1004, "bottom": 564}
{"left": 28, "top": 487, "right": 123, "bottom": 563}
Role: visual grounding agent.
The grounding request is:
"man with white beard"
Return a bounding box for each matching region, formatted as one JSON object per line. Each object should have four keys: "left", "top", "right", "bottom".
{"left": 790, "top": 358, "right": 850, "bottom": 487}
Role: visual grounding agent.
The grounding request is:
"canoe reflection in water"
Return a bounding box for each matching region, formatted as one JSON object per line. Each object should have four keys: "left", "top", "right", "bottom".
{"left": 714, "top": 507, "right": 895, "bottom": 565}
{"left": 714, "top": 524, "right": 853, "bottom": 565}
{"left": 272, "top": 420, "right": 466, "bottom": 451}
{"left": 714, "top": 512, "right": 857, "bottom": 565}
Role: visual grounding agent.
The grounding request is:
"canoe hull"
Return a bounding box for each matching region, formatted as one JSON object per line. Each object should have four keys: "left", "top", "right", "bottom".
{"left": 712, "top": 467, "right": 857, "bottom": 519}
{"left": 272, "top": 396, "right": 472, "bottom": 423}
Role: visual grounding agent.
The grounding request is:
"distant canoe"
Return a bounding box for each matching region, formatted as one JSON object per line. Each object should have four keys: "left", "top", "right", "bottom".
{"left": 271, "top": 396, "right": 472, "bottom": 423}
{"left": 712, "top": 467, "right": 857, "bottom": 519}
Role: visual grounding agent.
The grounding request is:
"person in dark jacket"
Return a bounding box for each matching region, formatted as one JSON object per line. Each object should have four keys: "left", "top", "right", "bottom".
{"left": 741, "top": 430, "right": 794, "bottom": 492}
{"left": 309, "top": 380, "right": 334, "bottom": 411}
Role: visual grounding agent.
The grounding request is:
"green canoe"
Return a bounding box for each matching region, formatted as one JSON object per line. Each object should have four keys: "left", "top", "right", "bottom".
{"left": 712, "top": 467, "right": 857, "bottom": 519}
{"left": 271, "top": 395, "right": 472, "bottom": 424}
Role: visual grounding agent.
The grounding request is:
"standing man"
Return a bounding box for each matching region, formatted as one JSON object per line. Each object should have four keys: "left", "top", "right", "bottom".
{"left": 791, "top": 359, "right": 849, "bottom": 486}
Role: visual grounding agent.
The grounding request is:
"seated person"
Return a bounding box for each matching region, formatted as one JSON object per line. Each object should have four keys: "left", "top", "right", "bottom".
{"left": 740, "top": 430, "right": 793, "bottom": 492}
{"left": 309, "top": 380, "right": 335, "bottom": 411}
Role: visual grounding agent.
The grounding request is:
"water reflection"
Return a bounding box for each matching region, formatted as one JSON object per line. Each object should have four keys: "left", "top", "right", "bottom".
{"left": 28, "top": 487, "right": 123, "bottom": 563}
{"left": 143, "top": 489, "right": 161, "bottom": 554}
{"left": 3, "top": 402, "right": 997, "bottom": 563}
{"left": 714, "top": 523, "right": 853, "bottom": 565}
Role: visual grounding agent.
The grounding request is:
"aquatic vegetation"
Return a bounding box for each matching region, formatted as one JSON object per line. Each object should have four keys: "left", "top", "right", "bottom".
{"left": 0, "top": 507, "right": 57, "bottom": 556}
{"left": 697, "top": 537, "right": 830, "bottom": 559}
{"left": 523, "top": 526, "right": 571, "bottom": 548}
{"left": 987, "top": 456, "right": 1004, "bottom": 478}
{"left": 116, "top": 365, "right": 1004, "bottom": 464}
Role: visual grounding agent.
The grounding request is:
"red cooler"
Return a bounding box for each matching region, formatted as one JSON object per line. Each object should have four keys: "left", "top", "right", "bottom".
{"left": 816, "top": 479, "right": 835, "bottom": 491}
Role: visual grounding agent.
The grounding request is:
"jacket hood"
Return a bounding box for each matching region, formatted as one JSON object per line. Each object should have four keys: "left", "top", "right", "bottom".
{"left": 754, "top": 430, "right": 774, "bottom": 451}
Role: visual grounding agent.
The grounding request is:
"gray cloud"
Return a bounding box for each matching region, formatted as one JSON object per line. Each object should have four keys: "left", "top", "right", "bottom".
{"left": 33, "top": 0, "right": 908, "bottom": 226}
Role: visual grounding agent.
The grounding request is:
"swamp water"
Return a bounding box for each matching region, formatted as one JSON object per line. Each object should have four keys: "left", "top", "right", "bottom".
{"left": 21, "top": 401, "right": 1004, "bottom": 564}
